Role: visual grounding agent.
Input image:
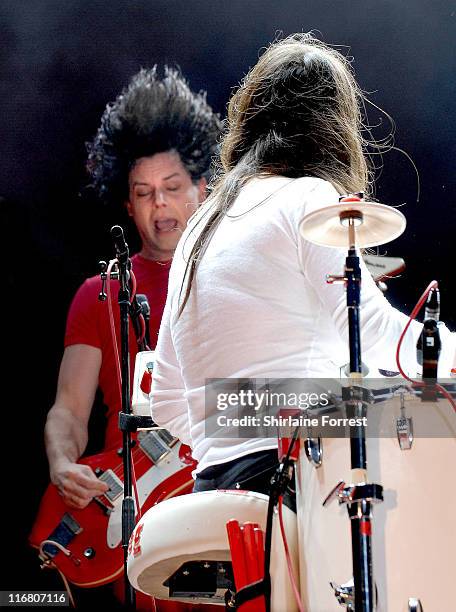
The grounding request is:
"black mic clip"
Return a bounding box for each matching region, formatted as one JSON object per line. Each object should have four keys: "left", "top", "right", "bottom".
{"left": 98, "top": 259, "right": 121, "bottom": 301}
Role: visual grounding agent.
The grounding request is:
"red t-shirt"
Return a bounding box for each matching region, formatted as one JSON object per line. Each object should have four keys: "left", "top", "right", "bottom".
{"left": 64, "top": 254, "right": 171, "bottom": 450}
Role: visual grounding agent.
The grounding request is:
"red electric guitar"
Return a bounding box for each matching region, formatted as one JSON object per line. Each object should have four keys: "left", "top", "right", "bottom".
{"left": 363, "top": 254, "right": 405, "bottom": 288}
{"left": 29, "top": 429, "right": 196, "bottom": 587}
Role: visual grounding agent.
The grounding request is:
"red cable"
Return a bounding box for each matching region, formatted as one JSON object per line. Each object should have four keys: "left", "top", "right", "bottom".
{"left": 130, "top": 269, "right": 150, "bottom": 349}
{"left": 130, "top": 268, "right": 137, "bottom": 300}
{"left": 106, "top": 259, "right": 122, "bottom": 401}
{"left": 395, "top": 280, "right": 456, "bottom": 412}
{"left": 131, "top": 452, "right": 142, "bottom": 520}
{"left": 278, "top": 496, "right": 305, "bottom": 612}
{"left": 138, "top": 313, "right": 146, "bottom": 346}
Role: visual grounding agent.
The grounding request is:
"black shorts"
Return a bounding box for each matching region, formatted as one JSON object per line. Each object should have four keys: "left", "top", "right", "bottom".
{"left": 193, "top": 449, "right": 296, "bottom": 512}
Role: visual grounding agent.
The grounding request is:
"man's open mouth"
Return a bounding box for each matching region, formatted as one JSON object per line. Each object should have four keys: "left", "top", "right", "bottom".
{"left": 155, "top": 219, "right": 178, "bottom": 232}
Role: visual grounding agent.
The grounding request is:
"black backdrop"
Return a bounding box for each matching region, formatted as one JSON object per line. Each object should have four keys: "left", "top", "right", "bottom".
{"left": 2, "top": 0, "right": 455, "bottom": 598}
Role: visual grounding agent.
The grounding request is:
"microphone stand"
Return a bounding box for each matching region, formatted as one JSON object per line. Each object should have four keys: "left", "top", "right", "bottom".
{"left": 100, "top": 226, "right": 155, "bottom": 610}
{"left": 110, "top": 225, "right": 136, "bottom": 611}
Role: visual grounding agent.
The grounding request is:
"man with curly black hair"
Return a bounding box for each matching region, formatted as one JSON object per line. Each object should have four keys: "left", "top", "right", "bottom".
{"left": 40, "top": 67, "right": 221, "bottom": 610}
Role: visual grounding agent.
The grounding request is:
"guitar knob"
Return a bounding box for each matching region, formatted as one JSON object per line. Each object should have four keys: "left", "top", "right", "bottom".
{"left": 83, "top": 547, "right": 96, "bottom": 559}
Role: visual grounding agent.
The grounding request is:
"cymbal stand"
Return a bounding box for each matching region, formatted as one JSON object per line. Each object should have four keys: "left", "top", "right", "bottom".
{"left": 325, "top": 207, "right": 383, "bottom": 611}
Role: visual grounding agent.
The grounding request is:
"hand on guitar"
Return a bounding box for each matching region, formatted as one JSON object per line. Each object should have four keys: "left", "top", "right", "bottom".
{"left": 31, "top": 439, "right": 196, "bottom": 587}
{"left": 45, "top": 345, "right": 108, "bottom": 510}
{"left": 51, "top": 460, "right": 109, "bottom": 509}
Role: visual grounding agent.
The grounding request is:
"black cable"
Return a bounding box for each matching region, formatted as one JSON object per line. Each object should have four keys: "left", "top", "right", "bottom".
{"left": 262, "top": 426, "right": 300, "bottom": 612}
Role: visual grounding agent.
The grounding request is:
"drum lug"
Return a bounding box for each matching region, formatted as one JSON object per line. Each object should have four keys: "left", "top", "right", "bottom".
{"left": 322, "top": 481, "right": 383, "bottom": 507}
{"left": 330, "top": 577, "right": 354, "bottom": 610}
{"left": 330, "top": 578, "right": 383, "bottom": 610}
{"left": 322, "top": 480, "right": 346, "bottom": 507}
{"left": 396, "top": 391, "right": 414, "bottom": 450}
{"left": 304, "top": 436, "right": 323, "bottom": 467}
{"left": 396, "top": 416, "right": 414, "bottom": 450}
{"left": 408, "top": 597, "right": 423, "bottom": 611}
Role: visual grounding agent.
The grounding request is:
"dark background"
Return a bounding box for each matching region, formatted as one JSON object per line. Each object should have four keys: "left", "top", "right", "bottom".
{"left": 2, "top": 0, "right": 455, "bottom": 602}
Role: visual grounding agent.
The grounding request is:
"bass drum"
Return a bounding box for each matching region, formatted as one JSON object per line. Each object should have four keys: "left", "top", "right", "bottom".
{"left": 296, "top": 395, "right": 456, "bottom": 611}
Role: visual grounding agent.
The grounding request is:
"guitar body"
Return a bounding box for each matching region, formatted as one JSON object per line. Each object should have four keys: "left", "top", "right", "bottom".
{"left": 29, "top": 438, "right": 196, "bottom": 587}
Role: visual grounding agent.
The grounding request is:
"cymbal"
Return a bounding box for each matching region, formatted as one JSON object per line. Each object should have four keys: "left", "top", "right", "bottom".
{"left": 299, "top": 201, "right": 406, "bottom": 248}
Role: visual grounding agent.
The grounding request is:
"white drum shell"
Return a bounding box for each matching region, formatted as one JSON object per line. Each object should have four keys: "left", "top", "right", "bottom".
{"left": 296, "top": 398, "right": 456, "bottom": 611}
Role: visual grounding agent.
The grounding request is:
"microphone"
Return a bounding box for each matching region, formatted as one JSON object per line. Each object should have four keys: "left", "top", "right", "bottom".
{"left": 130, "top": 294, "right": 151, "bottom": 352}
{"left": 417, "top": 287, "right": 441, "bottom": 399}
{"left": 136, "top": 294, "right": 150, "bottom": 318}
{"left": 136, "top": 294, "right": 151, "bottom": 349}
{"left": 424, "top": 286, "right": 440, "bottom": 322}
{"left": 111, "top": 225, "right": 129, "bottom": 265}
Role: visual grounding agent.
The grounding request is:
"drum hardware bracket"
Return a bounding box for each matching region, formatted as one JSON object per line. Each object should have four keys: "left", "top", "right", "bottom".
{"left": 396, "top": 391, "right": 414, "bottom": 450}
{"left": 98, "top": 259, "right": 120, "bottom": 301}
{"left": 342, "top": 385, "right": 374, "bottom": 405}
{"left": 330, "top": 578, "right": 355, "bottom": 610}
{"left": 331, "top": 578, "right": 380, "bottom": 611}
{"left": 325, "top": 479, "right": 382, "bottom": 611}
{"left": 118, "top": 412, "right": 156, "bottom": 433}
{"left": 408, "top": 597, "right": 423, "bottom": 611}
{"left": 304, "top": 436, "right": 323, "bottom": 467}
{"left": 163, "top": 560, "right": 234, "bottom": 602}
{"left": 327, "top": 273, "right": 347, "bottom": 285}
{"left": 322, "top": 480, "right": 346, "bottom": 507}
{"left": 323, "top": 481, "right": 384, "bottom": 507}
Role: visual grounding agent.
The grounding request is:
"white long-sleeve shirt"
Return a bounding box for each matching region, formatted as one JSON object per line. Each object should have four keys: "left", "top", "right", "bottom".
{"left": 150, "top": 176, "right": 455, "bottom": 474}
